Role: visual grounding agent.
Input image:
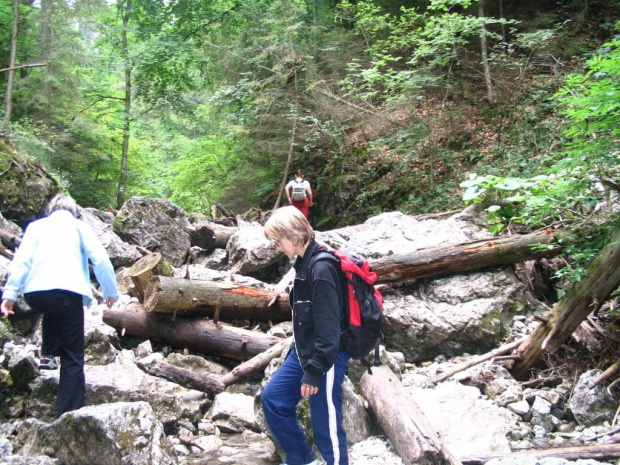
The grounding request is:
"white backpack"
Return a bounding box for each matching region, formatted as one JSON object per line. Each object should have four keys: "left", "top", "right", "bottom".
{"left": 291, "top": 179, "right": 307, "bottom": 201}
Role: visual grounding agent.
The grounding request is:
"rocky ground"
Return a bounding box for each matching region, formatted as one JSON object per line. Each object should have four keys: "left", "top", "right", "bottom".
{"left": 1, "top": 200, "right": 619, "bottom": 465}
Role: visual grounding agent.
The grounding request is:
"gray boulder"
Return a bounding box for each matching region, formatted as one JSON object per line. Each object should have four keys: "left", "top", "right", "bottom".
{"left": 14, "top": 402, "right": 175, "bottom": 465}
{"left": 80, "top": 208, "right": 141, "bottom": 268}
{"left": 568, "top": 369, "right": 616, "bottom": 426}
{"left": 113, "top": 197, "right": 191, "bottom": 267}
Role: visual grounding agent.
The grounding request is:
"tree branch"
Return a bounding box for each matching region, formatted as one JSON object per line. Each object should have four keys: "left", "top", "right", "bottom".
{"left": 0, "top": 62, "right": 47, "bottom": 73}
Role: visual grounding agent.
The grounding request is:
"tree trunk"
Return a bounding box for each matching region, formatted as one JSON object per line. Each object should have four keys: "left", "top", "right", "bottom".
{"left": 359, "top": 365, "right": 462, "bottom": 465}
{"left": 273, "top": 106, "right": 298, "bottom": 211}
{"left": 116, "top": 0, "right": 132, "bottom": 208}
{"left": 427, "top": 336, "right": 527, "bottom": 385}
{"left": 1, "top": 0, "right": 19, "bottom": 133}
{"left": 461, "top": 443, "right": 620, "bottom": 464}
{"left": 370, "top": 230, "right": 564, "bottom": 284}
{"left": 143, "top": 275, "right": 291, "bottom": 322}
{"left": 138, "top": 337, "right": 292, "bottom": 398}
{"left": 103, "top": 303, "right": 282, "bottom": 361}
{"left": 190, "top": 223, "right": 238, "bottom": 250}
{"left": 127, "top": 252, "right": 174, "bottom": 299}
{"left": 512, "top": 228, "right": 620, "bottom": 379}
{"left": 478, "top": 0, "right": 495, "bottom": 103}
{"left": 137, "top": 358, "right": 226, "bottom": 398}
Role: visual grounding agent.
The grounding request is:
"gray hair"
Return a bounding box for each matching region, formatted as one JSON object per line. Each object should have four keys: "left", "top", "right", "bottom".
{"left": 47, "top": 194, "right": 80, "bottom": 218}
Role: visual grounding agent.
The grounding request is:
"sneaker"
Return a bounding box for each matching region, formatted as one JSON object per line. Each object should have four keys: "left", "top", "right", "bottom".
{"left": 282, "top": 461, "right": 319, "bottom": 465}
{"left": 39, "top": 356, "right": 59, "bottom": 370}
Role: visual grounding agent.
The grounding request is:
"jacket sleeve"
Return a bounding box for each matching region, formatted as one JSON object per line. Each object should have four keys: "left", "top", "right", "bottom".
{"left": 301, "top": 260, "right": 343, "bottom": 387}
{"left": 78, "top": 222, "right": 119, "bottom": 300}
{"left": 2, "top": 225, "right": 39, "bottom": 301}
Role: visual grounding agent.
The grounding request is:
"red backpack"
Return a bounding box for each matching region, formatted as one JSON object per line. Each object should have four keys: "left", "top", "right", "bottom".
{"left": 312, "top": 249, "right": 385, "bottom": 373}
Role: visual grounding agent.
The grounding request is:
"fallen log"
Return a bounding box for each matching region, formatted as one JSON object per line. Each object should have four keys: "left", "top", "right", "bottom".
{"left": 138, "top": 358, "right": 226, "bottom": 398}
{"left": 103, "top": 303, "right": 281, "bottom": 361}
{"left": 143, "top": 275, "right": 291, "bottom": 321}
{"left": 140, "top": 232, "right": 567, "bottom": 320}
{"left": 360, "top": 365, "right": 462, "bottom": 465}
{"left": 218, "top": 336, "right": 292, "bottom": 387}
{"left": 512, "top": 228, "right": 620, "bottom": 379}
{"left": 369, "top": 230, "right": 565, "bottom": 284}
{"left": 426, "top": 336, "right": 527, "bottom": 385}
{"left": 461, "top": 443, "right": 620, "bottom": 464}
{"left": 127, "top": 252, "right": 174, "bottom": 299}
{"left": 137, "top": 337, "right": 293, "bottom": 398}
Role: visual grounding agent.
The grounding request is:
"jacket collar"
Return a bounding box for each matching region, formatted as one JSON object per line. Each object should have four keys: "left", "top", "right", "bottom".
{"left": 293, "top": 239, "right": 322, "bottom": 280}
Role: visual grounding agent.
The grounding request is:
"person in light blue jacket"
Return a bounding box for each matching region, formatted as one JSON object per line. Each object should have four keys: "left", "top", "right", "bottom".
{"left": 1, "top": 194, "right": 119, "bottom": 417}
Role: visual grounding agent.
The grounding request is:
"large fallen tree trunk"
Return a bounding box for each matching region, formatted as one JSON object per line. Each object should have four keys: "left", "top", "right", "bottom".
{"left": 190, "top": 222, "right": 238, "bottom": 250}
{"left": 142, "top": 232, "right": 566, "bottom": 319}
{"left": 370, "top": 230, "right": 564, "bottom": 284}
{"left": 138, "top": 337, "right": 293, "bottom": 398}
{"left": 138, "top": 358, "right": 226, "bottom": 398}
{"left": 103, "top": 303, "right": 281, "bottom": 360}
{"left": 360, "top": 365, "right": 462, "bottom": 465}
{"left": 461, "top": 443, "right": 620, "bottom": 464}
{"left": 143, "top": 276, "right": 291, "bottom": 321}
{"left": 512, "top": 228, "right": 620, "bottom": 379}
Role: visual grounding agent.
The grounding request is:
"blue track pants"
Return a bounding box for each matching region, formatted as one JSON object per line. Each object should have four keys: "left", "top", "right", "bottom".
{"left": 261, "top": 347, "right": 350, "bottom": 465}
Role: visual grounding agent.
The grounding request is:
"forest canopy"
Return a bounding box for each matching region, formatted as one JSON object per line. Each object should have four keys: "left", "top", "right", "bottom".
{"left": 0, "top": 0, "right": 618, "bottom": 236}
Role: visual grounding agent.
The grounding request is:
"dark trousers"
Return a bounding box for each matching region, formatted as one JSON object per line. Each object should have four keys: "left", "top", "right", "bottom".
{"left": 261, "top": 347, "right": 350, "bottom": 465}
{"left": 25, "top": 289, "right": 85, "bottom": 418}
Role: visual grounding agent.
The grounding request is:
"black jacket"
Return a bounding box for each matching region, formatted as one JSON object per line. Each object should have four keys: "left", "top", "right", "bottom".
{"left": 290, "top": 240, "right": 348, "bottom": 387}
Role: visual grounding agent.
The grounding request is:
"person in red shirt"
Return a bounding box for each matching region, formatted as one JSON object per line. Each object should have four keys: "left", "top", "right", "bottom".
{"left": 285, "top": 169, "right": 313, "bottom": 218}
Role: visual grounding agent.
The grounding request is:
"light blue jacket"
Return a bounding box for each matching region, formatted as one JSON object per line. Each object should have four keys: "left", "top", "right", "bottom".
{"left": 3, "top": 210, "right": 119, "bottom": 305}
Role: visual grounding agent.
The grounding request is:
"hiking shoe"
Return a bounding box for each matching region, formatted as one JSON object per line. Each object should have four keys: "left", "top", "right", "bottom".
{"left": 39, "top": 356, "right": 59, "bottom": 370}
{"left": 282, "top": 461, "right": 319, "bottom": 465}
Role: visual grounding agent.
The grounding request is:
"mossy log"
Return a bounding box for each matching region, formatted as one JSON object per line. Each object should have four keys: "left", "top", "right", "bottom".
{"left": 360, "top": 365, "right": 462, "bottom": 465}
{"left": 512, "top": 228, "right": 620, "bottom": 379}
{"left": 103, "top": 302, "right": 281, "bottom": 361}
{"left": 369, "top": 230, "right": 565, "bottom": 284}
{"left": 143, "top": 275, "right": 291, "bottom": 322}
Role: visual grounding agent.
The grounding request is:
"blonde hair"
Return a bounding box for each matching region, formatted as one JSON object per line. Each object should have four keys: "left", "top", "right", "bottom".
{"left": 264, "top": 206, "right": 314, "bottom": 247}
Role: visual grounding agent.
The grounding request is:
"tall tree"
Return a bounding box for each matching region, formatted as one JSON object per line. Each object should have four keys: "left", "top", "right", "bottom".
{"left": 1, "top": 0, "right": 19, "bottom": 133}
{"left": 117, "top": 0, "right": 132, "bottom": 208}
{"left": 478, "top": 0, "right": 495, "bottom": 102}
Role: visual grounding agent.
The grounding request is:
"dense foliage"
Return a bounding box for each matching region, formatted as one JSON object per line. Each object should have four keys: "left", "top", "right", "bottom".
{"left": 1, "top": 0, "right": 619, "bottom": 286}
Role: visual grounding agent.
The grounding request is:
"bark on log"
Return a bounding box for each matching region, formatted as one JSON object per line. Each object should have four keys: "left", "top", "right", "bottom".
{"left": 208, "top": 223, "right": 238, "bottom": 249}
{"left": 190, "top": 223, "right": 237, "bottom": 251}
{"left": 137, "top": 358, "right": 226, "bottom": 398}
{"left": 369, "top": 230, "right": 564, "bottom": 284}
{"left": 127, "top": 252, "right": 174, "bottom": 299}
{"left": 218, "top": 336, "right": 292, "bottom": 387}
{"left": 189, "top": 225, "right": 217, "bottom": 251}
{"left": 461, "top": 443, "right": 620, "bottom": 464}
{"left": 512, "top": 228, "right": 620, "bottom": 379}
{"left": 103, "top": 303, "right": 281, "bottom": 361}
{"left": 143, "top": 275, "right": 291, "bottom": 321}
{"left": 426, "top": 336, "right": 527, "bottom": 385}
{"left": 138, "top": 337, "right": 293, "bottom": 398}
{"left": 360, "top": 365, "right": 462, "bottom": 465}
